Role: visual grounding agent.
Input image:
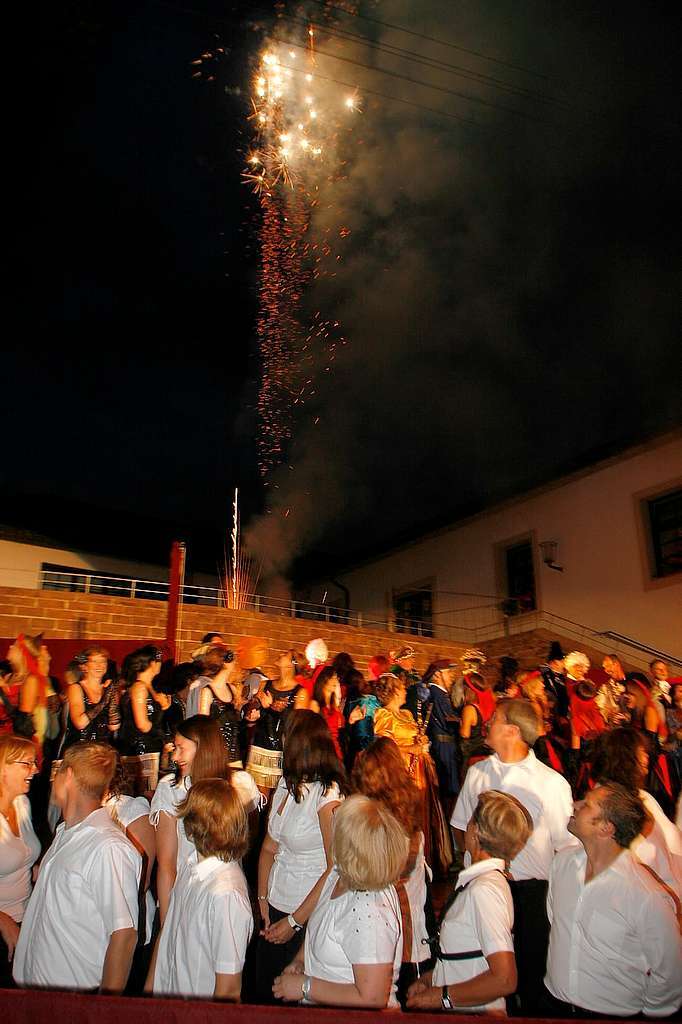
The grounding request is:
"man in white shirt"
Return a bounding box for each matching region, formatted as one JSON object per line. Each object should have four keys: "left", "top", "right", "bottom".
{"left": 13, "top": 743, "right": 141, "bottom": 993}
{"left": 450, "top": 698, "right": 574, "bottom": 1013}
{"left": 543, "top": 783, "right": 682, "bottom": 1018}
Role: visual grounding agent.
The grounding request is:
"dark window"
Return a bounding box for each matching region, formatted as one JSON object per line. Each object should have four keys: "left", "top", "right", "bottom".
{"left": 41, "top": 563, "right": 87, "bottom": 593}
{"left": 505, "top": 541, "right": 536, "bottom": 612}
{"left": 394, "top": 587, "right": 433, "bottom": 637}
{"left": 648, "top": 489, "right": 682, "bottom": 578}
{"left": 40, "top": 563, "right": 168, "bottom": 600}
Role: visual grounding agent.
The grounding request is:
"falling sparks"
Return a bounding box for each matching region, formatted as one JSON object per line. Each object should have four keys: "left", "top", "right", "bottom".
{"left": 245, "top": 7, "right": 360, "bottom": 480}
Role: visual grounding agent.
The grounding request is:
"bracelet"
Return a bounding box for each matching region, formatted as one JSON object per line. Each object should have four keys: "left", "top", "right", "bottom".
{"left": 301, "top": 976, "right": 312, "bottom": 1001}
{"left": 287, "top": 913, "right": 302, "bottom": 932}
{"left": 441, "top": 985, "right": 454, "bottom": 1010}
{"left": 257, "top": 895, "right": 268, "bottom": 902}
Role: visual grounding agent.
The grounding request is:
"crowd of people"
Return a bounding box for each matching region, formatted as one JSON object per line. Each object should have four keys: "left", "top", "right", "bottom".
{"left": 0, "top": 628, "right": 681, "bottom": 1016}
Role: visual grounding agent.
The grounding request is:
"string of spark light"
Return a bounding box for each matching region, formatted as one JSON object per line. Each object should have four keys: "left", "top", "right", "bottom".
{"left": 223, "top": 487, "right": 261, "bottom": 608}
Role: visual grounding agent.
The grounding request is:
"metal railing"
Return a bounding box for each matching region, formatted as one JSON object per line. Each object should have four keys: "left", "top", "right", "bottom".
{"left": 38, "top": 569, "right": 501, "bottom": 633}
{"left": 36, "top": 569, "right": 682, "bottom": 669}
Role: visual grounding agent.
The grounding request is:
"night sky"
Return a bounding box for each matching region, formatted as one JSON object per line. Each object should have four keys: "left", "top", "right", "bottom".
{"left": 4, "top": 1, "right": 681, "bottom": 584}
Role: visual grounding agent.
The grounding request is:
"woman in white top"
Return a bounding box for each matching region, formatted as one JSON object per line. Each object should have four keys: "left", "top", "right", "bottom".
{"left": 0, "top": 735, "right": 40, "bottom": 986}
{"left": 254, "top": 709, "right": 345, "bottom": 1003}
{"left": 273, "top": 793, "right": 407, "bottom": 1009}
{"left": 103, "top": 761, "right": 157, "bottom": 958}
{"left": 352, "top": 736, "right": 432, "bottom": 1005}
{"left": 150, "top": 715, "right": 260, "bottom": 923}
{"left": 149, "top": 779, "right": 253, "bottom": 1000}
{"left": 591, "top": 728, "right": 682, "bottom": 898}
{"left": 407, "top": 790, "right": 532, "bottom": 1014}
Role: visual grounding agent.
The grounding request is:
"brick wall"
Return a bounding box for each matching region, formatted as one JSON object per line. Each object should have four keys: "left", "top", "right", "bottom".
{"left": 0, "top": 586, "right": 630, "bottom": 679}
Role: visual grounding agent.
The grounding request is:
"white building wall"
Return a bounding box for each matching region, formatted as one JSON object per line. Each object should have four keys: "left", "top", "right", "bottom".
{"left": 0, "top": 540, "right": 218, "bottom": 594}
{"left": 335, "top": 434, "right": 682, "bottom": 659}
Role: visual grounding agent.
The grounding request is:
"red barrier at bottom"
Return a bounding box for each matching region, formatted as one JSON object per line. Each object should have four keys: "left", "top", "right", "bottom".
{"left": 2, "top": 988, "right": 622, "bottom": 1024}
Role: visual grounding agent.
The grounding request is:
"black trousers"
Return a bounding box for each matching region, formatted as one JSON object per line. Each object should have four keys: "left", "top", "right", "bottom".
{"left": 252, "top": 904, "right": 305, "bottom": 1005}
{"left": 0, "top": 933, "right": 16, "bottom": 989}
{"left": 537, "top": 982, "right": 640, "bottom": 1019}
{"left": 508, "top": 878, "right": 550, "bottom": 1016}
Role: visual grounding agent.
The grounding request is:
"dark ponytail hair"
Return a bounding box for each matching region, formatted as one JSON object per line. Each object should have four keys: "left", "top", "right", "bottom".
{"left": 122, "top": 644, "right": 163, "bottom": 685}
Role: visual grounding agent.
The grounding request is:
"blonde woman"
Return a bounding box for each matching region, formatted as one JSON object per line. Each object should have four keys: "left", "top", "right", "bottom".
{"left": 0, "top": 736, "right": 40, "bottom": 986}
{"left": 273, "top": 794, "right": 408, "bottom": 1009}
{"left": 63, "top": 646, "right": 116, "bottom": 750}
{"left": 408, "top": 790, "right": 532, "bottom": 1014}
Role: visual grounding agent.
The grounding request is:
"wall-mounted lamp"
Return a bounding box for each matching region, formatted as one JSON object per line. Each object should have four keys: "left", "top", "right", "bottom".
{"left": 540, "top": 539, "right": 564, "bottom": 572}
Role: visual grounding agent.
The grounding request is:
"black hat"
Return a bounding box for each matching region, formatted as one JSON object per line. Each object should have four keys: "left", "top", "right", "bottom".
{"left": 423, "top": 659, "right": 457, "bottom": 684}
{"left": 547, "top": 641, "right": 564, "bottom": 662}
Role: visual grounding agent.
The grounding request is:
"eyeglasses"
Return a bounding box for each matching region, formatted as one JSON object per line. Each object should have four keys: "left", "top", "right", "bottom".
{"left": 13, "top": 760, "right": 38, "bottom": 769}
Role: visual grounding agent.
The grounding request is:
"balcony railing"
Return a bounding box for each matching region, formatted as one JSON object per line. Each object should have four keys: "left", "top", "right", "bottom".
{"left": 36, "top": 569, "right": 681, "bottom": 670}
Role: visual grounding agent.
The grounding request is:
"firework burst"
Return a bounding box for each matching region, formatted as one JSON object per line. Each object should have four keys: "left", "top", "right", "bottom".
{"left": 245, "top": 5, "right": 360, "bottom": 481}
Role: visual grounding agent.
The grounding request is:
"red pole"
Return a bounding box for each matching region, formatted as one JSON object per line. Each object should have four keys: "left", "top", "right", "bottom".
{"left": 165, "top": 540, "right": 186, "bottom": 664}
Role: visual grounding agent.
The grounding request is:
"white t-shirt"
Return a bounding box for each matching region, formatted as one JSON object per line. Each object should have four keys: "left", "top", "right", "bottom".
{"left": 432, "top": 858, "right": 514, "bottom": 1014}
{"left": 267, "top": 778, "right": 342, "bottom": 913}
{"left": 0, "top": 795, "right": 41, "bottom": 922}
{"left": 545, "top": 845, "right": 682, "bottom": 1017}
{"left": 150, "top": 772, "right": 262, "bottom": 872}
{"left": 304, "top": 868, "right": 402, "bottom": 1009}
{"left": 634, "top": 790, "right": 682, "bottom": 899}
{"left": 13, "top": 807, "right": 141, "bottom": 991}
{"left": 451, "top": 751, "right": 574, "bottom": 880}
{"left": 154, "top": 854, "right": 253, "bottom": 998}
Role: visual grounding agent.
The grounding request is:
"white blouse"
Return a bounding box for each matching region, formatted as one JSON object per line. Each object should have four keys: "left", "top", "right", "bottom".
{"left": 150, "top": 771, "right": 262, "bottom": 871}
{"left": 105, "top": 793, "right": 151, "bottom": 831}
{"left": 633, "top": 790, "right": 682, "bottom": 899}
{"left": 104, "top": 793, "right": 154, "bottom": 945}
{"left": 267, "top": 778, "right": 342, "bottom": 914}
{"left": 432, "top": 858, "right": 514, "bottom": 1015}
{"left": 403, "top": 832, "right": 430, "bottom": 963}
{"left": 304, "top": 868, "right": 402, "bottom": 1009}
{"left": 0, "top": 796, "right": 41, "bottom": 922}
{"left": 149, "top": 774, "right": 194, "bottom": 870}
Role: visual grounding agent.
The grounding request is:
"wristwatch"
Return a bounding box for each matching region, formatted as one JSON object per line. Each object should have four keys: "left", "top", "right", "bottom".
{"left": 442, "top": 985, "right": 454, "bottom": 1010}
{"left": 287, "top": 913, "right": 302, "bottom": 932}
{"left": 301, "top": 976, "right": 312, "bottom": 1001}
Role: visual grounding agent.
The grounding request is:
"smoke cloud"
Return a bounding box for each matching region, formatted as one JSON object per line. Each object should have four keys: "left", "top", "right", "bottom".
{"left": 246, "top": 0, "right": 681, "bottom": 584}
